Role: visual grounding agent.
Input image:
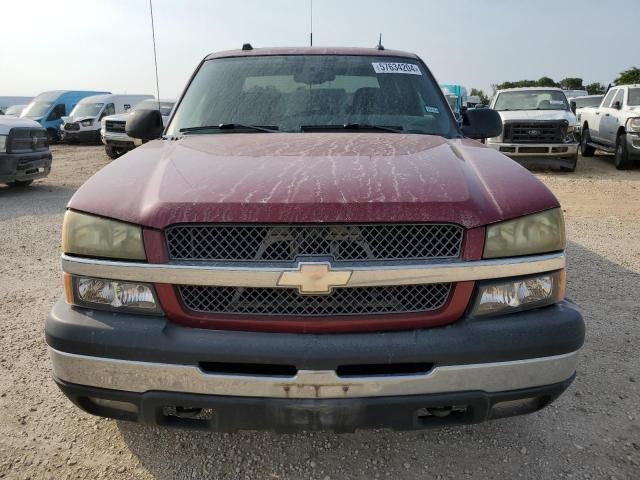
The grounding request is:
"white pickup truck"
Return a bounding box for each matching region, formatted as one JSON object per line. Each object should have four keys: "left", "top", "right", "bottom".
{"left": 577, "top": 85, "right": 640, "bottom": 169}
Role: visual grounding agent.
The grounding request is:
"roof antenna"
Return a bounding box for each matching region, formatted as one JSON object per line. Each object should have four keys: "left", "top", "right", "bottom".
{"left": 309, "top": 0, "right": 313, "bottom": 46}
{"left": 148, "top": 0, "right": 161, "bottom": 110}
{"left": 377, "top": 33, "right": 384, "bottom": 50}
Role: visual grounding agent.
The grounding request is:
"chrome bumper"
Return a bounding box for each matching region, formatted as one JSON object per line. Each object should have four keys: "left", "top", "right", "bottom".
{"left": 60, "top": 252, "right": 566, "bottom": 289}
{"left": 487, "top": 142, "right": 578, "bottom": 157}
{"left": 49, "top": 348, "right": 578, "bottom": 399}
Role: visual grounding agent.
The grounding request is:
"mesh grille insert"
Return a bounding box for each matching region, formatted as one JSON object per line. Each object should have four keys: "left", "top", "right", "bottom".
{"left": 166, "top": 224, "right": 463, "bottom": 262}
{"left": 179, "top": 283, "right": 451, "bottom": 317}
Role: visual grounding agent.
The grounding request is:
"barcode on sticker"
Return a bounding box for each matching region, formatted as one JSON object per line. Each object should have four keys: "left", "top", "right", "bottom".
{"left": 372, "top": 62, "right": 422, "bottom": 75}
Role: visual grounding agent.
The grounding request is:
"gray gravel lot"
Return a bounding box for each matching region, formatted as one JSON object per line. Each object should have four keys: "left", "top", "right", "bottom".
{"left": 0, "top": 145, "right": 638, "bottom": 479}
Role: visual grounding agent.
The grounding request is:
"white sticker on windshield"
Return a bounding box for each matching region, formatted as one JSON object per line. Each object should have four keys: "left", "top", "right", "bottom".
{"left": 372, "top": 62, "right": 422, "bottom": 75}
{"left": 550, "top": 100, "right": 564, "bottom": 104}
{"left": 424, "top": 106, "right": 440, "bottom": 114}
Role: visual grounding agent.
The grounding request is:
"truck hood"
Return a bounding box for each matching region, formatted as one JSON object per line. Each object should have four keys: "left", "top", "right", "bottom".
{"left": 0, "top": 116, "right": 43, "bottom": 134}
{"left": 498, "top": 110, "right": 576, "bottom": 123}
{"left": 103, "top": 113, "right": 129, "bottom": 122}
{"left": 68, "top": 133, "right": 559, "bottom": 229}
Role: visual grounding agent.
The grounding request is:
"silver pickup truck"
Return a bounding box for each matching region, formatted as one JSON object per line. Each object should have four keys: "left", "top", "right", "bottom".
{"left": 577, "top": 84, "right": 640, "bottom": 169}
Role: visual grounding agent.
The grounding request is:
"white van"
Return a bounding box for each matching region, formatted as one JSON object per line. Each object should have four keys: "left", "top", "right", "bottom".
{"left": 60, "top": 94, "right": 153, "bottom": 143}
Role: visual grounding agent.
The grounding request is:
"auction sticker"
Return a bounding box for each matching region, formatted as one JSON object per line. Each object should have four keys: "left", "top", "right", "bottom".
{"left": 372, "top": 62, "right": 422, "bottom": 75}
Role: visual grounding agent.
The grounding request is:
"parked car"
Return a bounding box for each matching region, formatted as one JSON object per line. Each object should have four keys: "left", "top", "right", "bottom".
{"left": 0, "top": 96, "right": 33, "bottom": 115}
{"left": 577, "top": 84, "right": 640, "bottom": 169}
{"left": 47, "top": 46, "right": 584, "bottom": 433}
{"left": 486, "top": 87, "right": 579, "bottom": 171}
{"left": 0, "top": 116, "right": 52, "bottom": 186}
{"left": 60, "top": 94, "right": 153, "bottom": 144}
{"left": 20, "top": 90, "right": 110, "bottom": 142}
{"left": 3, "top": 104, "right": 28, "bottom": 117}
{"left": 100, "top": 99, "right": 174, "bottom": 158}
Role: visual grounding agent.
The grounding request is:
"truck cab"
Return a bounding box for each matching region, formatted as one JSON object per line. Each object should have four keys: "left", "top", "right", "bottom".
{"left": 60, "top": 94, "right": 153, "bottom": 144}
{"left": 578, "top": 85, "right": 640, "bottom": 169}
{"left": 20, "top": 90, "right": 110, "bottom": 142}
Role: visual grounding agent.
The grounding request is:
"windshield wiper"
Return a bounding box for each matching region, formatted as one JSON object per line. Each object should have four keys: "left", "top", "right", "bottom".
{"left": 301, "top": 123, "right": 403, "bottom": 133}
{"left": 180, "top": 123, "right": 279, "bottom": 134}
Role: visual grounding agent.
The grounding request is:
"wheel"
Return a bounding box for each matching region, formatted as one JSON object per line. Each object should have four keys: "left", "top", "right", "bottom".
{"left": 614, "top": 134, "right": 632, "bottom": 170}
{"left": 104, "top": 144, "right": 121, "bottom": 159}
{"left": 7, "top": 180, "right": 34, "bottom": 187}
{"left": 46, "top": 129, "right": 58, "bottom": 145}
{"left": 580, "top": 127, "right": 595, "bottom": 157}
{"left": 560, "top": 153, "right": 578, "bottom": 172}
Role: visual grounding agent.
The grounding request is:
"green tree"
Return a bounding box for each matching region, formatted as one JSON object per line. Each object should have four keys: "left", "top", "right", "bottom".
{"left": 537, "top": 76, "right": 558, "bottom": 87}
{"left": 614, "top": 67, "right": 640, "bottom": 85}
{"left": 585, "top": 82, "right": 606, "bottom": 95}
{"left": 470, "top": 88, "right": 489, "bottom": 105}
{"left": 559, "top": 77, "right": 584, "bottom": 90}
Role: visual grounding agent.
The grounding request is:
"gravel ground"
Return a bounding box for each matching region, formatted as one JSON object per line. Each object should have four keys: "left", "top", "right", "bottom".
{"left": 0, "top": 145, "right": 638, "bottom": 479}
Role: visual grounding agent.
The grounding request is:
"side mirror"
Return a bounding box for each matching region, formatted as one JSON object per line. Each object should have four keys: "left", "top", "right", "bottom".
{"left": 570, "top": 101, "right": 577, "bottom": 114}
{"left": 461, "top": 108, "right": 502, "bottom": 139}
{"left": 612, "top": 100, "right": 622, "bottom": 110}
{"left": 126, "top": 109, "right": 164, "bottom": 140}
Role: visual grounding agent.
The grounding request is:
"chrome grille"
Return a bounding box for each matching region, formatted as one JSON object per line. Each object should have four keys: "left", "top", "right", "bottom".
{"left": 105, "top": 120, "right": 126, "bottom": 133}
{"left": 166, "top": 224, "right": 464, "bottom": 262}
{"left": 179, "top": 283, "right": 451, "bottom": 316}
{"left": 503, "top": 121, "right": 566, "bottom": 143}
{"left": 7, "top": 128, "right": 48, "bottom": 153}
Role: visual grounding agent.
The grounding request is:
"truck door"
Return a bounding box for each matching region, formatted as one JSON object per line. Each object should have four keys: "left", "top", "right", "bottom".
{"left": 600, "top": 89, "right": 623, "bottom": 146}
{"left": 590, "top": 89, "right": 616, "bottom": 142}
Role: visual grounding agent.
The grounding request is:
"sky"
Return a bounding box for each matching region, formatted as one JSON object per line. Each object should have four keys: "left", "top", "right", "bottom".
{"left": 1, "top": 0, "right": 638, "bottom": 99}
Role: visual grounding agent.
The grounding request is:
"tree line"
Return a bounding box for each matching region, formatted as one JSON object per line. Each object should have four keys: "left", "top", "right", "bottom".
{"left": 471, "top": 66, "right": 640, "bottom": 105}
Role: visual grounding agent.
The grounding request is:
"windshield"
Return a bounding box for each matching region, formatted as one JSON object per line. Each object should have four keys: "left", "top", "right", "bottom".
{"left": 4, "top": 105, "right": 24, "bottom": 115}
{"left": 494, "top": 90, "right": 569, "bottom": 111}
{"left": 575, "top": 96, "right": 603, "bottom": 108}
{"left": 134, "top": 99, "right": 174, "bottom": 116}
{"left": 167, "top": 55, "right": 457, "bottom": 136}
{"left": 70, "top": 102, "right": 104, "bottom": 118}
{"left": 628, "top": 88, "right": 640, "bottom": 106}
{"left": 21, "top": 101, "right": 53, "bottom": 118}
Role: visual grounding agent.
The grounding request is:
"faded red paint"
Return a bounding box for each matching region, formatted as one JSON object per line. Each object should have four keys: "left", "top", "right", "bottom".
{"left": 68, "top": 133, "right": 558, "bottom": 228}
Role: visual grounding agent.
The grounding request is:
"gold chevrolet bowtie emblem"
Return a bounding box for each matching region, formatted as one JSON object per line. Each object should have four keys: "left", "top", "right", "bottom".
{"left": 277, "top": 262, "right": 352, "bottom": 294}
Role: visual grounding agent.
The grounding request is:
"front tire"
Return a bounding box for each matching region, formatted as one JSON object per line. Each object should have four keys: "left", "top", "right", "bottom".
{"left": 104, "top": 144, "right": 121, "bottom": 160}
{"left": 46, "top": 129, "right": 58, "bottom": 145}
{"left": 580, "top": 127, "right": 595, "bottom": 157}
{"left": 614, "top": 134, "right": 632, "bottom": 170}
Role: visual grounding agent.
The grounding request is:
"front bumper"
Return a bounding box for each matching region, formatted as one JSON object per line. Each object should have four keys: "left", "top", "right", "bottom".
{"left": 101, "top": 132, "right": 135, "bottom": 149}
{"left": 46, "top": 299, "right": 584, "bottom": 431}
{"left": 62, "top": 129, "right": 101, "bottom": 143}
{"left": 0, "top": 151, "right": 52, "bottom": 183}
{"left": 626, "top": 132, "right": 640, "bottom": 160}
{"left": 487, "top": 142, "right": 578, "bottom": 169}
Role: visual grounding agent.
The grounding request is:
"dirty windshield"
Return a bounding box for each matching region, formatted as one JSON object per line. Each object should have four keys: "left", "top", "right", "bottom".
{"left": 493, "top": 90, "right": 569, "bottom": 111}
{"left": 167, "top": 55, "right": 457, "bottom": 137}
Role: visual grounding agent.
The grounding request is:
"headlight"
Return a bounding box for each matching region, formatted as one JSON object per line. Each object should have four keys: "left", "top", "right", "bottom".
{"left": 626, "top": 117, "right": 640, "bottom": 132}
{"left": 62, "top": 210, "right": 146, "bottom": 260}
{"left": 0, "top": 135, "right": 7, "bottom": 153}
{"left": 64, "top": 274, "right": 161, "bottom": 314}
{"left": 471, "top": 270, "right": 565, "bottom": 316}
{"left": 484, "top": 208, "right": 565, "bottom": 259}
{"left": 81, "top": 119, "right": 94, "bottom": 127}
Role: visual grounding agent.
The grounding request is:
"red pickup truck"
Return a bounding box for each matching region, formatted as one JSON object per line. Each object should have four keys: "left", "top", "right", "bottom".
{"left": 46, "top": 47, "right": 584, "bottom": 432}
